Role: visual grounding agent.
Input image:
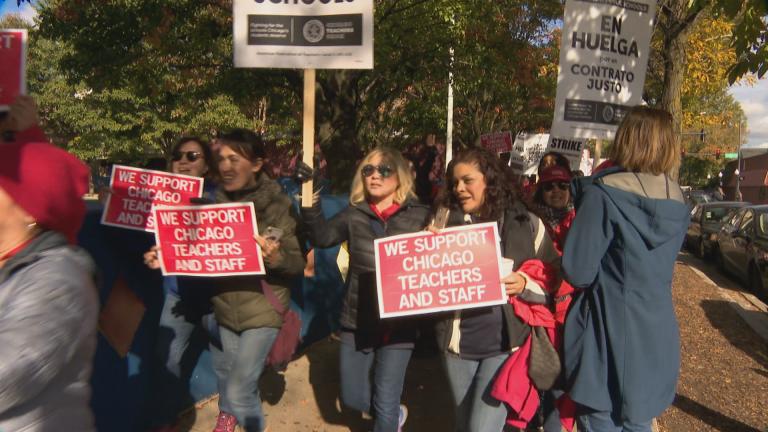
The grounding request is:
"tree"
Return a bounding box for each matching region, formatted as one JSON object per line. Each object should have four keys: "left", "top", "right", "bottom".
{"left": 34, "top": 0, "right": 563, "bottom": 190}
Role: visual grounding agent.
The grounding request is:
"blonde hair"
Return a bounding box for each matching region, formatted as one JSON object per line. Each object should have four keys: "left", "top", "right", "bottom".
{"left": 609, "top": 106, "right": 679, "bottom": 175}
{"left": 349, "top": 147, "right": 416, "bottom": 205}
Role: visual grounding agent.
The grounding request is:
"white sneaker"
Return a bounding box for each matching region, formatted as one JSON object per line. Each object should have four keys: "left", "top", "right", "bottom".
{"left": 398, "top": 404, "right": 408, "bottom": 431}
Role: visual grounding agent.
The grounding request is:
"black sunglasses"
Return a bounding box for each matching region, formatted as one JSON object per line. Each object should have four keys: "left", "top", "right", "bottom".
{"left": 542, "top": 181, "right": 570, "bottom": 192}
{"left": 172, "top": 151, "right": 203, "bottom": 162}
{"left": 361, "top": 164, "right": 394, "bottom": 178}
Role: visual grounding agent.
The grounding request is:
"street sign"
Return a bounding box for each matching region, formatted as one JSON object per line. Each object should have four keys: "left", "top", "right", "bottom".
{"left": 725, "top": 153, "right": 738, "bottom": 159}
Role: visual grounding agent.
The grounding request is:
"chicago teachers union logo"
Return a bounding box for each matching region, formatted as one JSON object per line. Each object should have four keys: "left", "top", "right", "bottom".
{"left": 303, "top": 20, "right": 325, "bottom": 43}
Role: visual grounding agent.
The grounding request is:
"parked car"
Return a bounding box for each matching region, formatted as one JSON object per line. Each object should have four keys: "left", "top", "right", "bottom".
{"left": 715, "top": 205, "right": 768, "bottom": 297}
{"left": 684, "top": 189, "right": 714, "bottom": 209}
{"left": 686, "top": 201, "right": 748, "bottom": 258}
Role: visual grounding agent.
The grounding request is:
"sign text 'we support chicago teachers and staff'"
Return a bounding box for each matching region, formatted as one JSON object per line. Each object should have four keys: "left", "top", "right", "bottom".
{"left": 374, "top": 223, "right": 507, "bottom": 318}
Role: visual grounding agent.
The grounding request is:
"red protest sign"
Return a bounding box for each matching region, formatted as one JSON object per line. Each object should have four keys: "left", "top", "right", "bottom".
{"left": 0, "top": 29, "right": 27, "bottom": 109}
{"left": 480, "top": 131, "right": 513, "bottom": 154}
{"left": 153, "top": 203, "right": 265, "bottom": 276}
{"left": 374, "top": 222, "right": 507, "bottom": 318}
{"left": 101, "top": 165, "right": 204, "bottom": 232}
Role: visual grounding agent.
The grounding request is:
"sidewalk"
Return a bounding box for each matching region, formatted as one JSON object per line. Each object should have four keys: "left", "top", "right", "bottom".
{"left": 180, "top": 254, "right": 768, "bottom": 432}
{"left": 657, "top": 255, "right": 768, "bottom": 432}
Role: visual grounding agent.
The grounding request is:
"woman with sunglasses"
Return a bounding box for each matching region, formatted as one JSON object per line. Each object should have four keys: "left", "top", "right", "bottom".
{"left": 433, "top": 147, "right": 559, "bottom": 432}
{"left": 147, "top": 129, "right": 305, "bottom": 432}
{"left": 529, "top": 163, "right": 576, "bottom": 432}
{"left": 300, "top": 147, "right": 431, "bottom": 432}
{"left": 149, "top": 136, "right": 226, "bottom": 432}
{"left": 562, "top": 107, "right": 688, "bottom": 432}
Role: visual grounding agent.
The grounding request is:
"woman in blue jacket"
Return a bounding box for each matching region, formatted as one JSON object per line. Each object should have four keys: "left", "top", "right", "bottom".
{"left": 561, "top": 107, "right": 690, "bottom": 432}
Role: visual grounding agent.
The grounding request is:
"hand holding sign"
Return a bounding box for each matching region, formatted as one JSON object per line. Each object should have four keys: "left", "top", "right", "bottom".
{"left": 502, "top": 272, "right": 526, "bottom": 296}
{"left": 1, "top": 95, "right": 38, "bottom": 133}
{"left": 143, "top": 245, "right": 161, "bottom": 270}
{"left": 254, "top": 234, "right": 283, "bottom": 268}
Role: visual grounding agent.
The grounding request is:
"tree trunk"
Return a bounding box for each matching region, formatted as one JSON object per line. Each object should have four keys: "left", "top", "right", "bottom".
{"left": 316, "top": 70, "right": 364, "bottom": 192}
{"left": 658, "top": 0, "right": 707, "bottom": 135}
{"left": 660, "top": 34, "right": 686, "bottom": 136}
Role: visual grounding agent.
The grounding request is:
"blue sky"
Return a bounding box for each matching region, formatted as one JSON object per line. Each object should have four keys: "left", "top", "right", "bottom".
{"left": 1, "top": 1, "right": 765, "bottom": 147}
{"left": 0, "top": 0, "right": 36, "bottom": 22}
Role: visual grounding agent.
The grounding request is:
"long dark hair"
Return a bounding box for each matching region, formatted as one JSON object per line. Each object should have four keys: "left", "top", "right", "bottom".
{"left": 439, "top": 147, "right": 516, "bottom": 221}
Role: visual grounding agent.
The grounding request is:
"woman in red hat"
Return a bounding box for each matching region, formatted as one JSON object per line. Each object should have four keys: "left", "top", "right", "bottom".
{"left": 0, "top": 140, "right": 98, "bottom": 432}
{"left": 530, "top": 162, "right": 577, "bottom": 432}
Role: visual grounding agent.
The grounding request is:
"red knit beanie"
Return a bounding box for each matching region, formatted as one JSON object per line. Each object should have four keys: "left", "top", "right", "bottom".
{"left": 0, "top": 141, "right": 89, "bottom": 243}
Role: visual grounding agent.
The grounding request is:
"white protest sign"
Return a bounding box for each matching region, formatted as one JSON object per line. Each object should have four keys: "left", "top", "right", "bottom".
{"left": 550, "top": 0, "right": 656, "bottom": 140}
{"left": 233, "top": 0, "right": 374, "bottom": 69}
{"left": 513, "top": 133, "right": 549, "bottom": 175}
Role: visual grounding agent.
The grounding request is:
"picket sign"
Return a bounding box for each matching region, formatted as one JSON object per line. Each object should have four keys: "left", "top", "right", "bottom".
{"left": 374, "top": 222, "right": 508, "bottom": 318}
{"left": 0, "top": 29, "right": 27, "bottom": 109}
{"left": 232, "top": 0, "right": 374, "bottom": 208}
{"left": 101, "top": 165, "right": 204, "bottom": 232}
{"left": 152, "top": 202, "right": 266, "bottom": 277}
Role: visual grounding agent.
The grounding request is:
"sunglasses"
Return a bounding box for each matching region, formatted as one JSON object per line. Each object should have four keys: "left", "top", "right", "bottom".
{"left": 542, "top": 181, "right": 570, "bottom": 192}
{"left": 361, "top": 164, "right": 394, "bottom": 178}
{"left": 172, "top": 151, "right": 203, "bottom": 162}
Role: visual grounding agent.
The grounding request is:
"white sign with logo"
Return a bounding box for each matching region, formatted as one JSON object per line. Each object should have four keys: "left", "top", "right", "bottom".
{"left": 511, "top": 133, "right": 549, "bottom": 175}
{"left": 233, "top": 0, "right": 374, "bottom": 69}
{"left": 550, "top": 0, "right": 656, "bottom": 140}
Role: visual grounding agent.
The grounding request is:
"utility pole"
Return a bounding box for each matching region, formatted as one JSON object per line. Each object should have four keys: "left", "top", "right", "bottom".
{"left": 446, "top": 46, "right": 454, "bottom": 171}
{"left": 736, "top": 121, "right": 742, "bottom": 201}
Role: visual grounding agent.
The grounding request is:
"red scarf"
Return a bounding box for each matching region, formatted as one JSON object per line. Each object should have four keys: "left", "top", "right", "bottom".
{"left": 0, "top": 237, "right": 35, "bottom": 262}
{"left": 369, "top": 202, "right": 401, "bottom": 221}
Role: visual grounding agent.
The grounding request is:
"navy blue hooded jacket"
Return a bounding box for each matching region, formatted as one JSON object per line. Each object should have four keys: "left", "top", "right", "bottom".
{"left": 562, "top": 168, "right": 689, "bottom": 423}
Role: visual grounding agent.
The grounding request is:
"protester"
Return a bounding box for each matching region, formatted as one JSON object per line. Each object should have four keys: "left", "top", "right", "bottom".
{"left": 530, "top": 164, "right": 578, "bottom": 432}
{"left": 532, "top": 164, "right": 575, "bottom": 255}
{"left": 146, "top": 129, "right": 305, "bottom": 432}
{"left": 432, "top": 147, "right": 560, "bottom": 431}
{"left": 149, "top": 136, "right": 226, "bottom": 432}
{"left": 0, "top": 140, "right": 98, "bottom": 432}
{"left": 562, "top": 107, "right": 688, "bottom": 432}
{"left": 406, "top": 137, "right": 439, "bottom": 205}
{"left": 299, "top": 147, "right": 431, "bottom": 432}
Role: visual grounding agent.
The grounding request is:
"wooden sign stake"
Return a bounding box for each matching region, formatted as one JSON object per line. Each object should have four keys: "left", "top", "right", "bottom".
{"left": 302, "top": 68, "right": 316, "bottom": 208}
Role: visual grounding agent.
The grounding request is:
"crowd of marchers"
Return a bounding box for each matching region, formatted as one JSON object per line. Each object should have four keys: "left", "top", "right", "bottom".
{"left": 0, "top": 95, "right": 688, "bottom": 432}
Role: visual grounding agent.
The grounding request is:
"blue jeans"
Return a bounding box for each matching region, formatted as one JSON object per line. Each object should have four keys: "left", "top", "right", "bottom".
{"left": 443, "top": 353, "right": 509, "bottom": 432}
{"left": 219, "top": 326, "right": 279, "bottom": 432}
{"left": 577, "top": 409, "right": 652, "bottom": 432}
{"left": 542, "top": 389, "right": 563, "bottom": 432}
{"left": 154, "top": 292, "right": 229, "bottom": 425}
{"left": 339, "top": 340, "right": 413, "bottom": 432}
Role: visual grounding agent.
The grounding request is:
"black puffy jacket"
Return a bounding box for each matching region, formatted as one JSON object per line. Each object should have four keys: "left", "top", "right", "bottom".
{"left": 301, "top": 198, "right": 431, "bottom": 345}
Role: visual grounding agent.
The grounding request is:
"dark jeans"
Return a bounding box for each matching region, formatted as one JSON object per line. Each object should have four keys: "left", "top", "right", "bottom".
{"left": 153, "top": 292, "right": 228, "bottom": 426}
{"left": 541, "top": 389, "right": 563, "bottom": 432}
{"left": 577, "top": 408, "right": 652, "bottom": 432}
{"left": 219, "top": 326, "right": 279, "bottom": 432}
{"left": 339, "top": 338, "right": 413, "bottom": 432}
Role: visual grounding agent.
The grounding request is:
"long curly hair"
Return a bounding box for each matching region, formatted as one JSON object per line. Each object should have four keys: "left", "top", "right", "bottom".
{"left": 438, "top": 147, "right": 516, "bottom": 221}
